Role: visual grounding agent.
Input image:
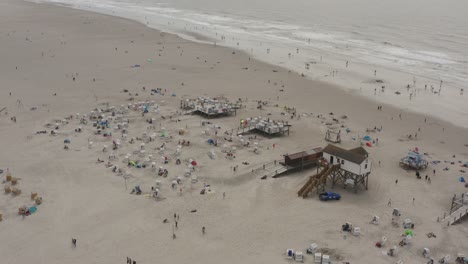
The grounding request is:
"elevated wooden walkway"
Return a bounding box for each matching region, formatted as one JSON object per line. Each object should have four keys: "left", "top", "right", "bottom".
{"left": 439, "top": 193, "right": 468, "bottom": 225}
{"left": 297, "top": 165, "right": 340, "bottom": 198}
{"left": 248, "top": 159, "right": 319, "bottom": 179}
{"left": 236, "top": 125, "right": 256, "bottom": 136}
{"left": 251, "top": 162, "right": 288, "bottom": 178}
{"left": 443, "top": 205, "right": 468, "bottom": 225}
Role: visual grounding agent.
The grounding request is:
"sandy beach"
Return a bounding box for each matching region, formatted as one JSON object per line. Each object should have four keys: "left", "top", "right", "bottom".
{"left": 0, "top": 0, "right": 467, "bottom": 263}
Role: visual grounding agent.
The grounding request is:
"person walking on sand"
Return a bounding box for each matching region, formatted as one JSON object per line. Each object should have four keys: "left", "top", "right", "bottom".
{"left": 72, "top": 238, "right": 77, "bottom": 248}
{"left": 202, "top": 226, "right": 205, "bottom": 235}
{"left": 395, "top": 179, "right": 398, "bottom": 184}
{"left": 412, "top": 197, "right": 415, "bottom": 205}
{"left": 223, "top": 192, "right": 226, "bottom": 199}
{"left": 388, "top": 198, "right": 392, "bottom": 207}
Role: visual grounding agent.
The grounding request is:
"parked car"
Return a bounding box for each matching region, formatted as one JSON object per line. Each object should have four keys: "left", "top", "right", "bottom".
{"left": 319, "top": 192, "right": 341, "bottom": 201}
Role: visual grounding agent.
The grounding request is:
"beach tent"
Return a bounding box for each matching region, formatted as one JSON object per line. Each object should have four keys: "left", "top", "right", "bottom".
{"left": 29, "top": 206, "right": 37, "bottom": 214}
{"left": 366, "top": 142, "right": 372, "bottom": 147}
{"left": 459, "top": 177, "right": 465, "bottom": 183}
{"left": 363, "top": 135, "right": 371, "bottom": 141}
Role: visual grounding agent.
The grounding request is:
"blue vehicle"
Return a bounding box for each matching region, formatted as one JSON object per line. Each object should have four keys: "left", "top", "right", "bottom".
{"left": 319, "top": 192, "right": 341, "bottom": 201}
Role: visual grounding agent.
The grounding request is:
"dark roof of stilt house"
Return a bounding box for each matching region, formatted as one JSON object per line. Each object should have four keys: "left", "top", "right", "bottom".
{"left": 323, "top": 144, "right": 368, "bottom": 164}
{"left": 349, "top": 147, "right": 368, "bottom": 157}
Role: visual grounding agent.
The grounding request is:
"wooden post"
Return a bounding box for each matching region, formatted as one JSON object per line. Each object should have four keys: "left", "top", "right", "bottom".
{"left": 365, "top": 174, "right": 369, "bottom": 190}
{"left": 451, "top": 194, "right": 456, "bottom": 214}
{"left": 354, "top": 176, "right": 358, "bottom": 193}
{"left": 301, "top": 152, "right": 305, "bottom": 171}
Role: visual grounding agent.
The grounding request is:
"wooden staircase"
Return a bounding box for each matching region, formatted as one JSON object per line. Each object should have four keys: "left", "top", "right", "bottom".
{"left": 297, "top": 165, "right": 339, "bottom": 198}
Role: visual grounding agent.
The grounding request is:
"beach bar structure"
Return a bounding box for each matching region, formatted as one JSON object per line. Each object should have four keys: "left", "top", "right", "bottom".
{"left": 180, "top": 97, "right": 239, "bottom": 118}
{"left": 399, "top": 151, "right": 428, "bottom": 170}
{"left": 237, "top": 117, "right": 290, "bottom": 137}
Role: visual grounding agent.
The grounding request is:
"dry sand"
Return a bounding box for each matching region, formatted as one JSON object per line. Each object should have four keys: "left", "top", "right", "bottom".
{"left": 0, "top": 0, "right": 467, "bottom": 263}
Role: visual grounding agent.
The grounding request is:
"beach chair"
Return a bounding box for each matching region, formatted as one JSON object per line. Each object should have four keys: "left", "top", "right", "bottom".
{"left": 321, "top": 255, "right": 330, "bottom": 264}
{"left": 314, "top": 253, "right": 322, "bottom": 263}
{"left": 380, "top": 236, "right": 387, "bottom": 247}
{"left": 423, "top": 248, "right": 430, "bottom": 258}
{"left": 403, "top": 219, "right": 413, "bottom": 229}
{"left": 12, "top": 188, "right": 21, "bottom": 196}
{"left": 191, "top": 175, "right": 198, "bottom": 183}
{"left": 307, "top": 243, "right": 318, "bottom": 254}
{"left": 352, "top": 227, "right": 361, "bottom": 236}
{"left": 35, "top": 197, "right": 43, "bottom": 205}
{"left": 294, "top": 251, "right": 303, "bottom": 262}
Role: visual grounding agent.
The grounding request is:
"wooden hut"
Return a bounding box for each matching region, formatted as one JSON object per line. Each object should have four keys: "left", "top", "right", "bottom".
{"left": 284, "top": 147, "right": 323, "bottom": 166}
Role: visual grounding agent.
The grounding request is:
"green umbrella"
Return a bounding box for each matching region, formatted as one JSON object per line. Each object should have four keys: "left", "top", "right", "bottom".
{"left": 404, "top": 230, "right": 413, "bottom": 237}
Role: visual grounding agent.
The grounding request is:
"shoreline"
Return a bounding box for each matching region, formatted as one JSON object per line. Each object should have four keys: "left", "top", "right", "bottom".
{"left": 29, "top": 0, "right": 468, "bottom": 129}
{"left": 1, "top": 0, "right": 467, "bottom": 263}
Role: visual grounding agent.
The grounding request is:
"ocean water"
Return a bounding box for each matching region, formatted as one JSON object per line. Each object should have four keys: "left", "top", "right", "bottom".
{"left": 31, "top": 0, "right": 468, "bottom": 126}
